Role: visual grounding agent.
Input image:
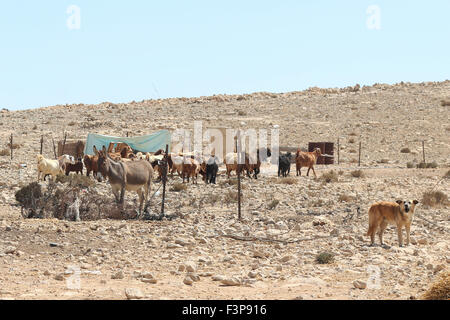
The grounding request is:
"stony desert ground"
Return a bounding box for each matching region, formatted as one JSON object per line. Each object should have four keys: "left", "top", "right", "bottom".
{"left": 0, "top": 81, "right": 449, "bottom": 300}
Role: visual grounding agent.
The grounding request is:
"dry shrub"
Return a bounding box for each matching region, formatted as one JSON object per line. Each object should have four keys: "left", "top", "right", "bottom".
{"left": 338, "top": 194, "right": 355, "bottom": 202}
{"left": 417, "top": 162, "right": 438, "bottom": 169}
{"left": 268, "top": 177, "right": 297, "bottom": 185}
{"left": 445, "top": 170, "right": 450, "bottom": 179}
{"left": 237, "top": 110, "right": 247, "bottom": 116}
{"left": 349, "top": 149, "right": 357, "bottom": 153}
{"left": 55, "top": 174, "right": 95, "bottom": 188}
{"left": 441, "top": 100, "right": 450, "bottom": 107}
{"left": 350, "top": 170, "right": 365, "bottom": 178}
{"left": 349, "top": 132, "right": 358, "bottom": 136}
{"left": 203, "top": 194, "right": 220, "bottom": 205}
{"left": 15, "top": 182, "right": 42, "bottom": 215}
{"left": 407, "top": 162, "right": 415, "bottom": 168}
{"left": 0, "top": 148, "right": 10, "bottom": 156}
{"left": 224, "top": 190, "right": 240, "bottom": 203}
{"left": 348, "top": 138, "right": 355, "bottom": 144}
{"left": 400, "top": 147, "right": 411, "bottom": 153}
{"left": 316, "top": 252, "right": 334, "bottom": 264}
{"left": 379, "top": 159, "right": 389, "bottom": 164}
{"left": 321, "top": 170, "right": 338, "bottom": 183}
{"left": 422, "top": 190, "right": 448, "bottom": 208}
{"left": 16, "top": 181, "right": 133, "bottom": 221}
{"left": 7, "top": 143, "right": 21, "bottom": 150}
{"left": 170, "top": 183, "right": 187, "bottom": 192}
{"left": 422, "top": 271, "right": 450, "bottom": 300}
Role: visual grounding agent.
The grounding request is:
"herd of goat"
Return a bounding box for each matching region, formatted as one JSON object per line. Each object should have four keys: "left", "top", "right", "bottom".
{"left": 35, "top": 142, "right": 323, "bottom": 215}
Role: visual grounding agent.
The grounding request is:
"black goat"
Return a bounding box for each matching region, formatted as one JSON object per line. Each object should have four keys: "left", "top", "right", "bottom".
{"left": 205, "top": 156, "right": 219, "bottom": 184}
{"left": 278, "top": 153, "right": 292, "bottom": 177}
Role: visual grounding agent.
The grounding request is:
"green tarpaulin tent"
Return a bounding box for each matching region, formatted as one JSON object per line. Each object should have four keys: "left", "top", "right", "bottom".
{"left": 84, "top": 130, "right": 171, "bottom": 156}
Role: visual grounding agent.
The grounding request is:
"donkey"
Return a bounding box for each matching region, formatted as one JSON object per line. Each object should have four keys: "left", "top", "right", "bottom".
{"left": 97, "top": 146, "right": 154, "bottom": 217}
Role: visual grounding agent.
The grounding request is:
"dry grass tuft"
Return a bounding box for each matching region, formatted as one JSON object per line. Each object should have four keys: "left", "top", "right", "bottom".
{"left": 170, "top": 183, "right": 187, "bottom": 192}
{"left": 338, "top": 194, "right": 355, "bottom": 202}
{"left": 321, "top": 170, "right": 338, "bottom": 183}
{"left": 441, "top": 100, "right": 450, "bottom": 107}
{"left": 316, "top": 252, "right": 334, "bottom": 264}
{"left": 0, "top": 148, "right": 10, "bottom": 157}
{"left": 268, "top": 177, "right": 297, "bottom": 185}
{"left": 224, "top": 190, "right": 240, "bottom": 203}
{"left": 422, "top": 190, "right": 448, "bottom": 208}
{"left": 422, "top": 271, "right": 450, "bottom": 300}
{"left": 400, "top": 147, "right": 411, "bottom": 153}
{"left": 350, "top": 170, "right": 365, "bottom": 178}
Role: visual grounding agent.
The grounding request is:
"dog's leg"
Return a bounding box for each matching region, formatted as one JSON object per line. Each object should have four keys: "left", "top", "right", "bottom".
{"left": 397, "top": 224, "right": 404, "bottom": 247}
{"left": 405, "top": 223, "right": 411, "bottom": 246}
{"left": 379, "top": 220, "right": 388, "bottom": 246}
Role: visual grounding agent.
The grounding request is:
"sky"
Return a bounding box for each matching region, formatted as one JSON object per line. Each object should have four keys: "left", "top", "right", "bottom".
{"left": 0, "top": 0, "right": 449, "bottom": 110}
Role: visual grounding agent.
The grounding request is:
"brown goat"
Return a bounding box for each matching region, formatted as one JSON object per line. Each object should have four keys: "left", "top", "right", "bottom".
{"left": 295, "top": 148, "right": 321, "bottom": 177}
{"left": 65, "top": 158, "right": 83, "bottom": 176}
{"left": 181, "top": 157, "right": 200, "bottom": 184}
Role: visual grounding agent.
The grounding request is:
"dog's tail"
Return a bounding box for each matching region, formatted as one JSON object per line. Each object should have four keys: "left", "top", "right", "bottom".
{"left": 366, "top": 206, "right": 376, "bottom": 236}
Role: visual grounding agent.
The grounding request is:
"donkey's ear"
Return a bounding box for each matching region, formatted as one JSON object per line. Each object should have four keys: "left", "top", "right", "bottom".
{"left": 102, "top": 145, "right": 107, "bottom": 153}
{"left": 396, "top": 200, "right": 403, "bottom": 205}
{"left": 413, "top": 200, "right": 419, "bottom": 205}
{"left": 93, "top": 146, "right": 99, "bottom": 155}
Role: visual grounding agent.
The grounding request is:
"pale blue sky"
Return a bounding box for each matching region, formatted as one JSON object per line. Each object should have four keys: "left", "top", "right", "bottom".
{"left": 1, "top": 1, "right": 449, "bottom": 110}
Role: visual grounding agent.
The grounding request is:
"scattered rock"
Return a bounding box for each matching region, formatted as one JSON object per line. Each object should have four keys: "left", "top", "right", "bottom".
{"left": 54, "top": 274, "right": 65, "bottom": 281}
{"left": 4, "top": 246, "right": 16, "bottom": 254}
{"left": 185, "top": 261, "right": 197, "bottom": 273}
{"left": 221, "top": 277, "right": 241, "bottom": 286}
{"left": 183, "top": 276, "right": 193, "bottom": 286}
{"left": 212, "top": 275, "right": 225, "bottom": 281}
{"left": 353, "top": 280, "right": 367, "bottom": 289}
{"left": 125, "top": 288, "right": 144, "bottom": 300}
{"left": 111, "top": 271, "right": 124, "bottom": 280}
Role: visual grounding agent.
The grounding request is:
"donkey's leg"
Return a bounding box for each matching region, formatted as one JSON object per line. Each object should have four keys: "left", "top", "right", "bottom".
{"left": 111, "top": 185, "right": 120, "bottom": 203}
{"left": 137, "top": 188, "right": 144, "bottom": 217}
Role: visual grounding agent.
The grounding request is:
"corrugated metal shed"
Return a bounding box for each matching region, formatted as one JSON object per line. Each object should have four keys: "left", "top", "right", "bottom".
{"left": 308, "top": 142, "right": 334, "bottom": 164}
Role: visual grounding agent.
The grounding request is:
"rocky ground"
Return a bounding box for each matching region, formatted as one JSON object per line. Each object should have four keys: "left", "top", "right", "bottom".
{"left": 0, "top": 81, "right": 449, "bottom": 300}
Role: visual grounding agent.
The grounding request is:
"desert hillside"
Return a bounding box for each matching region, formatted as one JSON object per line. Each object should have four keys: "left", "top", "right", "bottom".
{"left": 0, "top": 81, "right": 448, "bottom": 300}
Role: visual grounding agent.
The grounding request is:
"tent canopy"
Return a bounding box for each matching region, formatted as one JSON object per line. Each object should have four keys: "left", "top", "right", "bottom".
{"left": 84, "top": 130, "right": 171, "bottom": 156}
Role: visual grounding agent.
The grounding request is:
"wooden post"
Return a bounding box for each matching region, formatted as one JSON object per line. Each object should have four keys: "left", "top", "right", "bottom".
{"left": 337, "top": 137, "right": 340, "bottom": 165}
{"left": 126, "top": 132, "right": 129, "bottom": 137}
{"left": 160, "top": 144, "right": 169, "bottom": 215}
{"left": 358, "top": 141, "right": 362, "bottom": 167}
{"left": 52, "top": 138, "right": 57, "bottom": 159}
{"left": 10, "top": 134, "right": 13, "bottom": 161}
{"left": 422, "top": 141, "right": 426, "bottom": 164}
{"left": 236, "top": 131, "right": 242, "bottom": 221}
{"left": 40, "top": 135, "right": 44, "bottom": 155}
{"left": 62, "top": 132, "right": 67, "bottom": 155}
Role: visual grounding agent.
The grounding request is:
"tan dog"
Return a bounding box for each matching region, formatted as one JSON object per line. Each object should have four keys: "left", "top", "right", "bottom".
{"left": 367, "top": 200, "right": 419, "bottom": 247}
